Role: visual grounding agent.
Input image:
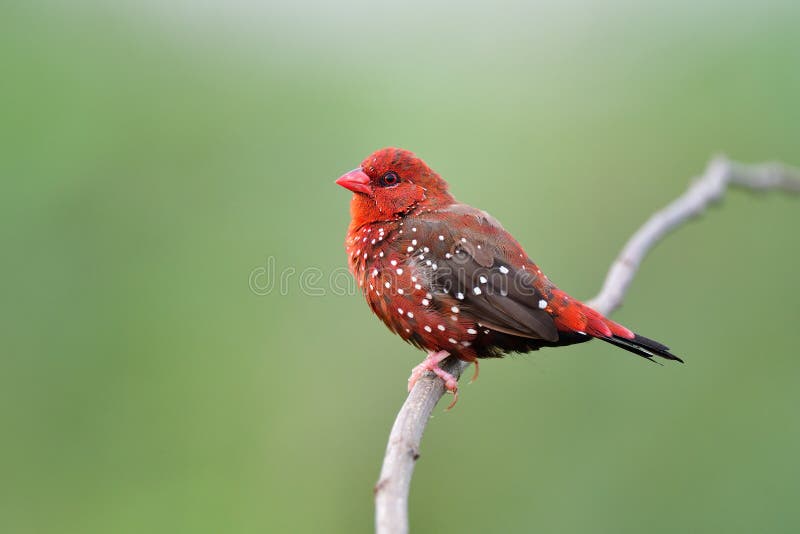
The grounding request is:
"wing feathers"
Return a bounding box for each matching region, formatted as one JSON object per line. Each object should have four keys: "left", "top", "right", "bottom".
{"left": 410, "top": 210, "right": 559, "bottom": 342}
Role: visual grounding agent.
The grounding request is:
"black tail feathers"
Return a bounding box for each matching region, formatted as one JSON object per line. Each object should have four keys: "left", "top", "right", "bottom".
{"left": 600, "top": 333, "right": 683, "bottom": 364}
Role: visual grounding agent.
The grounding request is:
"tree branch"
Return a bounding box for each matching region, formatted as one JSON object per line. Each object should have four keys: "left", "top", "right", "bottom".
{"left": 586, "top": 156, "right": 800, "bottom": 314}
{"left": 374, "top": 156, "right": 800, "bottom": 534}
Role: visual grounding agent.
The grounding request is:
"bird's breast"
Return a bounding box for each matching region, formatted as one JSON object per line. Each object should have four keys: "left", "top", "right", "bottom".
{"left": 345, "top": 221, "right": 478, "bottom": 354}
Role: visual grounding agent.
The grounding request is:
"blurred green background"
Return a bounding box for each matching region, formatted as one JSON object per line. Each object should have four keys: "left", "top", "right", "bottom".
{"left": 2, "top": 1, "right": 799, "bottom": 533}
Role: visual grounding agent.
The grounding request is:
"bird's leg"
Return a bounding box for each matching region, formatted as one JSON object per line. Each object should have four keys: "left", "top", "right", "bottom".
{"left": 408, "top": 350, "right": 460, "bottom": 408}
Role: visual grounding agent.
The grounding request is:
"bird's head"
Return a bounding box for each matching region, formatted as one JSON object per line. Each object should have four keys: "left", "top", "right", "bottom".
{"left": 336, "top": 147, "right": 453, "bottom": 226}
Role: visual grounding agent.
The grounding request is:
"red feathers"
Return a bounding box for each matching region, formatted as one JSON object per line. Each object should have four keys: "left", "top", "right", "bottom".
{"left": 337, "top": 148, "right": 681, "bottom": 390}
{"left": 338, "top": 148, "right": 454, "bottom": 230}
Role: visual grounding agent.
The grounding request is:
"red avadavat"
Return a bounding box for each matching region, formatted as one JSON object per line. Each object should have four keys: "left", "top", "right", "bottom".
{"left": 337, "top": 148, "right": 681, "bottom": 406}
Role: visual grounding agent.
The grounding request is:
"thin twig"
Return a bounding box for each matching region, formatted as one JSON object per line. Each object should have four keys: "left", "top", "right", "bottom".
{"left": 586, "top": 156, "right": 800, "bottom": 314}
{"left": 374, "top": 156, "right": 800, "bottom": 534}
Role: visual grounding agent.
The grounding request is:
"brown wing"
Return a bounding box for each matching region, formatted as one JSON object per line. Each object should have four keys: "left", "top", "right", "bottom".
{"left": 405, "top": 206, "right": 559, "bottom": 342}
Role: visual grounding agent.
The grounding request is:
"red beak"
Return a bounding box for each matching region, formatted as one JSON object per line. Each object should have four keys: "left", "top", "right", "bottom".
{"left": 335, "top": 168, "right": 371, "bottom": 195}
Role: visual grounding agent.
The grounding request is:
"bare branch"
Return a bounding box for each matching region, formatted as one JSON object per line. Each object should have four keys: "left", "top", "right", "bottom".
{"left": 374, "top": 156, "right": 800, "bottom": 534}
{"left": 586, "top": 156, "right": 800, "bottom": 315}
{"left": 374, "top": 356, "right": 468, "bottom": 534}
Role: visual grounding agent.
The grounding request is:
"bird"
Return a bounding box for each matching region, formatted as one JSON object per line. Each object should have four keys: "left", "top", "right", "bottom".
{"left": 336, "top": 147, "right": 682, "bottom": 407}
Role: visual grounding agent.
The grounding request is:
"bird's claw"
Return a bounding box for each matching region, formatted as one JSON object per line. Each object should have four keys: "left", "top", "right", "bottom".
{"left": 408, "top": 350, "right": 460, "bottom": 408}
{"left": 468, "top": 358, "right": 480, "bottom": 384}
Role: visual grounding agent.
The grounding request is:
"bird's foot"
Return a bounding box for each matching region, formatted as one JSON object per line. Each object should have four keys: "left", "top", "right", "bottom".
{"left": 408, "top": 350, "right": 459, "bottom": 408}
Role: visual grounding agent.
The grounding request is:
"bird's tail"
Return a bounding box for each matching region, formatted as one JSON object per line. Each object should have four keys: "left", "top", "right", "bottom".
{"left": 598, "top": 330, "right": 683, "bottom": 363}
{"left": 552, "top": 291, "right": 683, "bottom": 363}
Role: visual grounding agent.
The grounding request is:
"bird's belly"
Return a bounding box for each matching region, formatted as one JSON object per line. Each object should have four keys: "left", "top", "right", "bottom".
{"left": 365, "top": 284, "right": 477, "bottom": 354}
{"left": 346, "top": 223, "right": 479, "bottom": 355}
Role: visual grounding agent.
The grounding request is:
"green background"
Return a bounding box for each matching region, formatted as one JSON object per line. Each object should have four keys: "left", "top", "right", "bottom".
{"left": 2, "top": 1, "right": 799, "bottom": 532}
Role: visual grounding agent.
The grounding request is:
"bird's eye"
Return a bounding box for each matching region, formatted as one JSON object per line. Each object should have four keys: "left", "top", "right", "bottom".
{"left": 379, "top": 172, "right": 400, "bottom": 187}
